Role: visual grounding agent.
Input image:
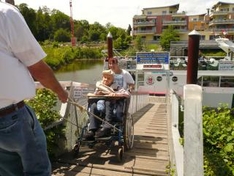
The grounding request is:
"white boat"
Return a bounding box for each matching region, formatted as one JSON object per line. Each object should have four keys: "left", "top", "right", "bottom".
{"left": 103, "top": 38, "right": 234, "bottom": 108}
{"left": 116, "top": 58, "right": 234, "bottom": 108}
{"left": 137, "top": 69, "right": 234, "bottom": 108}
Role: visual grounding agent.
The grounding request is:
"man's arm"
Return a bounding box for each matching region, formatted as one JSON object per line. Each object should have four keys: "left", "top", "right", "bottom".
{"left": 28, "top": 60, "right": 68, "bottom": 103}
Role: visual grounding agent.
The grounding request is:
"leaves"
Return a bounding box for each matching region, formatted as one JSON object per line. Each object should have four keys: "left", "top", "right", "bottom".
{"left": 26, "top": 88, "right": 66, "bottom": 159}
{"left": 159, "top": 26, "right": 180, "bottom": 51}
{"left": 203, "top": 105, "right": 234, "bottom": 175}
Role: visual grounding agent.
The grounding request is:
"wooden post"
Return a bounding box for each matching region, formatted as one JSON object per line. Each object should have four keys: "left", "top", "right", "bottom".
{"left": 107, "top": 32, "right": 113, "bottom": 60}
{"left": 187, "top": 30, "right": 200, "bottom": 84}
{"left": 184, "top": 84, "right": 203, "bottom": 176}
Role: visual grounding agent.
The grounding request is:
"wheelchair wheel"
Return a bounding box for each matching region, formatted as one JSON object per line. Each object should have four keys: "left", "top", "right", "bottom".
{"left": 124, "top": 113, "right": 134, "bottom": 150}
{"left": 72, "top": 141, "right": 81, "bottom": 158}
{"left": 117, "top": 146, "right": 124, "bottom": 162}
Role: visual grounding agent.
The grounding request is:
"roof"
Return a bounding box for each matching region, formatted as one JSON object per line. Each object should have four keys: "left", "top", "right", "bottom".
{"left": 188, "top": 13, "right": 206, "bottom": 17}
{"left": 212, "top": 1, "right": 234, "bottom": 9}
{"left": 143, "top": 4, "right": 179, "bottom": 11}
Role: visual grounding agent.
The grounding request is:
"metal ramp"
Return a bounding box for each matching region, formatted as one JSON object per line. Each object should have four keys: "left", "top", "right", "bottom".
{"left": 52, "top": 98, "right": 170, "bottom": 176}
{"left": 215, "top": 37, "right": 234, "bottom": 60}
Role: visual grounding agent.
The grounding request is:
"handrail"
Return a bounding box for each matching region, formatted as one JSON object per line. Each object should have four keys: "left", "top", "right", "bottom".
{"left": 170, "top": 90, "right": 184, "bottom": 176}
{"left": 170, "top": 85, "right": 203, "bottom": 176}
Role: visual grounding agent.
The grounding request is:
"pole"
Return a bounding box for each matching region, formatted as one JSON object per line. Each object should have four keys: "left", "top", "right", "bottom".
{"left": 69, "top": 0, "right": 75, "bottom": 46}
{"left": 187, "top": 30, "right": 200, "bottom": 84}
{"left": 184, "top": 85, "right": 203, "bottom": 176}
{"left": 107, "top": 32, "right": 113, "bottom": 61}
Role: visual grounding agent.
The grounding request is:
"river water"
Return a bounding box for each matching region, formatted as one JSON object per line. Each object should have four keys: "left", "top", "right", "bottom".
{"left": 55, "top": 60, "right": 104, "bottom": 85}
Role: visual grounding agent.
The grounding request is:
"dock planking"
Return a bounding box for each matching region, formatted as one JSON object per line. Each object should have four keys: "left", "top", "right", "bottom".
{"left": 52, "top": 99, "right": 170, "bottom": 176}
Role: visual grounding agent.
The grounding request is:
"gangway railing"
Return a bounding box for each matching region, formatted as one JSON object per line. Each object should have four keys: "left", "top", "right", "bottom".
{"left": 170, "top": 85, "right": 203, "bottom": 176}
{"left": 101, "top": 48, "right": 124, "bottom": 58}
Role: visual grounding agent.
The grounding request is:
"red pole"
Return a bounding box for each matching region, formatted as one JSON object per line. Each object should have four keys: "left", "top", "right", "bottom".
{"left": 187, "top": 30, "right": 200, "bottom": 84}
{"left": 107, "top": 32, "right": 113, "bottom": 61}
{"left": 69, "top": 0, "right": 76, "bottom": 46}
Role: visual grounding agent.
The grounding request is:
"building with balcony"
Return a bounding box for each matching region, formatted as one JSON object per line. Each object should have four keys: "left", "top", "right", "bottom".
{"left": 132, "top": 4, "right": 188, "bottom": 44}
{"left": 208, "top": 1, "right": 234, "bottom": 40}
{"left": 132, "top": 2, "right": 234, "bottom": 44}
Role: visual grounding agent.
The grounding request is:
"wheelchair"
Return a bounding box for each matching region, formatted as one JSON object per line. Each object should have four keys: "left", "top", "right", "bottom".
{"left": 72, "top": 95, "right": 134, "bottom": 162}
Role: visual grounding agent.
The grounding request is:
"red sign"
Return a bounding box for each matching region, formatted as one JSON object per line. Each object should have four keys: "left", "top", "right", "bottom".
{"left": 143, "top": 64, "right": 162, "bottom": 69}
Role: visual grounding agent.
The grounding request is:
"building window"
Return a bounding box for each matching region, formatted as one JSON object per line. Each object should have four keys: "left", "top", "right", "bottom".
{"left": 147, "top": 11, "right": 152, "bottom": 15}
{"left": 201, "top": 76, "right": 219, "bottom": 87}
{"left": 200, "top": 35, "right": 205, "bottom": 40}
{"left": 221, "top": 76, "right": 234, "bottom": 87}
{"left": 209, "top": 35, "right": 216, "bottom": 40}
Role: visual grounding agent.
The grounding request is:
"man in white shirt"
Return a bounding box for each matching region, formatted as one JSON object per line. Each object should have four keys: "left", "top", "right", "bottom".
{"left": 0, "top": 2, "right": 68, "bottom": 176}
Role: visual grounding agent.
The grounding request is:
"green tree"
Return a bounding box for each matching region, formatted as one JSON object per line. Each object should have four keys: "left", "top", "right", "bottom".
{"left": 18, "top": 3, "right": 37, "bottom": 36}
{"left": 134, "top": 36, "right": 144, "bottom": 51}
{"left": 75, "top": 20, "right": 90, "bottom": 42}
{"left": 16, "top": 2, "right": 133, "bottom": 50}
{"left": 50, "top": 10, "right": 70, "bottom": 34}
{"left": 35, "top": 7, "right": 52, "bottom": 41}
{"left": 160, "top": 26, "right": 180, "bottom": 51}
{"left": 88, "top": 22, "right": 107, "bottom": 41}
{"left": 108, "top": 26, "right": 131, "bottom": 50}
{"left": 89, "top": 30, "right": 100, "bottom": 41}
{"left": 108, "top": 26, "right": 119, "bottom": 40}
{"left": 54, "top": 28, "right": 70, "bottom": 42}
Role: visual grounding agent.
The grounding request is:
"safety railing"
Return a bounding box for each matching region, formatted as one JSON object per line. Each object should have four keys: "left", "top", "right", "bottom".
{"left": 170, "top": 85, "right": 203, "bottom": 176}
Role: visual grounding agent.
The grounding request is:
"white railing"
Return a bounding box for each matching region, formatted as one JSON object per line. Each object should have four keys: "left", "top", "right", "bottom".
{"left": 170, "top": 90, "right": 184, "bottom": 176}
{"left": 170, "top": 84, "right": 203, "bottom": 176}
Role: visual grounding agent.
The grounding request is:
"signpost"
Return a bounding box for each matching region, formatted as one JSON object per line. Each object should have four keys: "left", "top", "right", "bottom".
{"left": 135, "top": 52, "right": 170, "bottom": 99}
{"left": 136, "top": 52, "right": 170, "bottom": 70}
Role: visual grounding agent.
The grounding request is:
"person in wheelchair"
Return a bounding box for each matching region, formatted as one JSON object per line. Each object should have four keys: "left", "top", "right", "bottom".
{"left": 93, "top": 58, "right": 135, "bottom": 138}
{"left": 84, "top": 70, "right": 130, "bottom": 140}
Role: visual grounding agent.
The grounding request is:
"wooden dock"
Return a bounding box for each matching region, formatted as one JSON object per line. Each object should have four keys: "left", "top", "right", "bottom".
{"left": 52, "top": 99, "right": 169, "bottom": 176}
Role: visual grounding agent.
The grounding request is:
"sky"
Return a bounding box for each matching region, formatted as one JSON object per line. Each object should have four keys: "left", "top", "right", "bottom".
{"left": 14, "top": 0, "right": 234, "bottom": 29}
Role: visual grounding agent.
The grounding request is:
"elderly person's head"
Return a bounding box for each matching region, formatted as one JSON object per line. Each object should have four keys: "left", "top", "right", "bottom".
{"left": 102, "top": 70, "right": 114, "bottom": 86}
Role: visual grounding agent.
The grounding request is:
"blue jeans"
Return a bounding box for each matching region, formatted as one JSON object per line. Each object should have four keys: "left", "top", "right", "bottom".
{"left": 0, "top": 105, "right": 51, "bottom": 176}
{"left": 88, "top": 99, "right": 125, "bottom": 130}
{"left": 88, "top": 101, "right": 103, "bottom": 130}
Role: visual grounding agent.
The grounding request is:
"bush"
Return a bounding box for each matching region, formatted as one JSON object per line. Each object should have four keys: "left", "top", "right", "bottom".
{"left": 203, "top": 105, "right": 234, "bottom": 175}
{"left": 25, "top": 88, "right": 66, "bottom": 159}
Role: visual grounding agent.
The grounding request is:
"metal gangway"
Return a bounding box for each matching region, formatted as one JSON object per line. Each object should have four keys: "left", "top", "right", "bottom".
{"left": 35, "top": 81, "right": 204, "bottom": 176}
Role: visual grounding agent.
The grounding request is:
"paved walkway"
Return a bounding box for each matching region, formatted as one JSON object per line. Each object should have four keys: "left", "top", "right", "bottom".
{"left": 52, "top": 100, "right": 169, "bottom": 176}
